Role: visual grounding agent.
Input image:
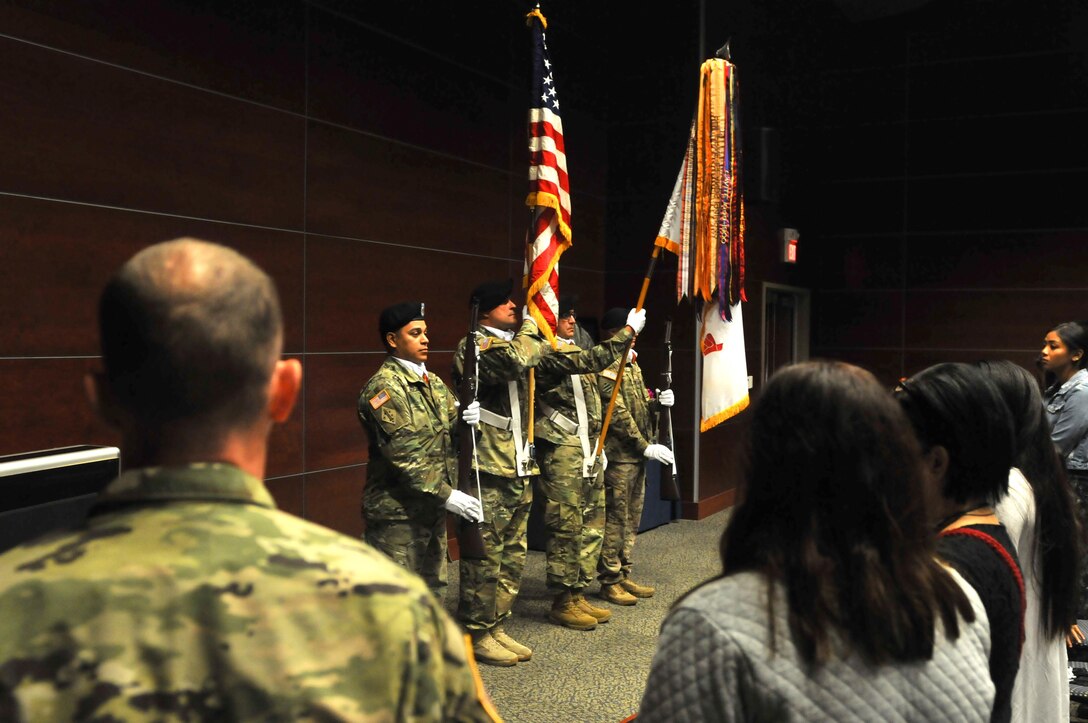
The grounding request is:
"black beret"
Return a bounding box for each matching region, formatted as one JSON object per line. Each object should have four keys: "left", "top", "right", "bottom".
{"left": 601, "top": 307, "right": 629, "bottom": 332}
{"left": 558, "top": 292, "right": 578, "bottom": 318}
{"left": 379, "top": 301, "right": 425, "bottom": 338}
{"left": 470, "top": 279, "right": 514, "bottom": 313}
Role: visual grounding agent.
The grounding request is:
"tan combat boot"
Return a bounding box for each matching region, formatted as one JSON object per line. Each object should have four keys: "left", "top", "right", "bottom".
{"left": 549, "top": 590, "right": 598, "bottom": 630}
{"left": 491, "top": 626, "right": 532, "bottom": 661}
{"left": 620, "top": 578, "right": 655, "bottom": 598}
{"left": 573, "top": 592, "right": 612, "bottom": 623}
{"left": 598, "top": 582, "right": 638, "bottom": 606}
{"left": 470, "top": 630, "right": 518, "bottom": 667}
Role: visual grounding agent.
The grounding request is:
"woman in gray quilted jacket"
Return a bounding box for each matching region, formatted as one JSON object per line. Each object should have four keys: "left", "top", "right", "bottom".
{"left": 637, "top": 361, "right": 995, "bottom": 723}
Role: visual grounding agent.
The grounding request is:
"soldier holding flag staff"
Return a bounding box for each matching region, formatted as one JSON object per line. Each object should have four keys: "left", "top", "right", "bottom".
{"left": 533, "top": 294, "right": 616, "bottom": 631}
{"left": 357, "top": 301, "right": 483, "bottom": 598}
{"left": 596, "top": 307, "right": 675, "bottom": 606}
{"left": 455, "top": 280, "right": 645, "bottom": 665}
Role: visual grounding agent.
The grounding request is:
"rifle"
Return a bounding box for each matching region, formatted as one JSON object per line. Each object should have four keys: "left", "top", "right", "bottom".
{"left": 457, "top": 299, "right": 487, "bottom": 560}
{"left": 657, "top": 318, "right": 681, "bottom": 501}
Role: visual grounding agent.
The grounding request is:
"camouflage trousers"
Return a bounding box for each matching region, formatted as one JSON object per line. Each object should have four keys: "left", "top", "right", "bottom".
{"left": 365, "top": 509, "right": 448, "bottom": 597}
{"left": 598, "top": 460, "right": 646, "bottom": 585}
{"left": 537, "top": 441, "right": 605, "bottom": 591}
{"left": 457, "top": 471, "right": 532, "bottom": 631}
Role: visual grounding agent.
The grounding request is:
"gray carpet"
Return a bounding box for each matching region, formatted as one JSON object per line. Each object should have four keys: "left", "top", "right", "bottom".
{"left": 442, "top": 509, "right": 730, "bottom": 723}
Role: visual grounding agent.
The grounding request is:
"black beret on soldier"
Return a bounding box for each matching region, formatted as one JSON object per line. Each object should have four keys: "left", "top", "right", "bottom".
{"left": 469, "top": 279, "right": 514, "bottom": 314}
{"left": 558, "top": 292, "right": 578, "bottom": 318}
{"left": 601, "top": 307, "right": 628, "bottom": 332}
{"left": 379, "top": 301, "right": 425, "bottom": 347}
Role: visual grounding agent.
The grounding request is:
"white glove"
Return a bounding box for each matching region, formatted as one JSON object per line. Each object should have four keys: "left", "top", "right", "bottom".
{"left": 601, "top": 450, "right": 608, "bottom": 471}
{"left": 520, "top": 305, "right": 537, "bottom": 326}
{"left": 644, "top": 443, "right": 675, "bottom": 465}
{"left": 656, "top": 388, "right": 675, "bottom": 407}
{"left": 461, "top": 400, "right": 481, "bottom": 426}
{"left": 626, "top": 308, "right": 646, "bottom": 334}
{"left": 445, "top": 489, "right": 484, "bottom": 522}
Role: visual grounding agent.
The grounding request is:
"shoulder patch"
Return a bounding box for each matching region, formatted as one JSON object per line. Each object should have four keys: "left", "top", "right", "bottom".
{"left": 600, "top": 369, "right": 618, "bottom": 381}
{"left": 381, "top": 405, "right": 398, "bottom": 426}
{"left": 479, "top": 337, "right": 493, "bottom": 351}
{"left": 369, "top": 389, "right": 391, "bottom": 410}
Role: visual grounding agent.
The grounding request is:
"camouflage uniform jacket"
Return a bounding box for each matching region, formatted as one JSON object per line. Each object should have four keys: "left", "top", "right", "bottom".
{"left": 357, "top": 356, "right": 458, "bottom": 522}
{"left": 454, "top": 321, "right": 633, "bottom": 478}
{"left": 533, "top": 342, "right": 605, "bottom": 449}
{"left": 599, "top": 355, "right": 660, "bottom": 463}
{"left": 0, "top": 464, "right": 497, "bottom": 722}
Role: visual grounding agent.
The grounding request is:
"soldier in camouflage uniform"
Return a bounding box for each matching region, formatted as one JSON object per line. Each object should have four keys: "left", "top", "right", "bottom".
{"left": 596, "top": 307, "right": 675, "bottom": 607}
{"left": 357, "top": 301, "right": 483, "bottom": 598}
{"left": 533, "top": 294, "right": 616, "bottom": 630}
{"left": 0, "top": 239, "right": 498, "bottom": 722}
{"left": 453, "top": 280, "right": 643, "bottom": 665}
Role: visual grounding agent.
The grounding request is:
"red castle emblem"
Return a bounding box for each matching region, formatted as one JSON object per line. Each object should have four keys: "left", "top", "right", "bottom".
{"left": 702, "top": 333, "right": 723, "bottom": 357}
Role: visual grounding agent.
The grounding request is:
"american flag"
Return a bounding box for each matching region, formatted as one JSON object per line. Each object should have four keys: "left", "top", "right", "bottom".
{"left": 524, "top": 8, "right": 570, "bottom": 347}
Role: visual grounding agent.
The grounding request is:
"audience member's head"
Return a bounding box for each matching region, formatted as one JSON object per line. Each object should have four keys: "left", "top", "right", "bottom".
{"left": 974, "top": 360, "right": 1054, "bottom": 475}
{"left": 92, "top": 238, "right": 300, "bottom": 466}
{"left": 1041, "top": 320, "right": 1088, "bottom": 384}
{"left": 720, "top": 360, "right": 974, "bottom": 665}
{"left": 974, "top": 358, "right": 1084, "bottom": 635}
{"left": 894, "top": 362, "right": 1014, "bottom": 510}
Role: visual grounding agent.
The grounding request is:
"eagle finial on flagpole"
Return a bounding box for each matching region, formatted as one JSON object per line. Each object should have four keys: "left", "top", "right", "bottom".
{"left": 715, "top": 38, "right": 731, "bottom": 60}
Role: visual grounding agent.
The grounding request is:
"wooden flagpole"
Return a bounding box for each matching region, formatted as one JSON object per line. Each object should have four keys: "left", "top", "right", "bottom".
{"left": 593, "top": 245, "right": 663, "bottom": 462}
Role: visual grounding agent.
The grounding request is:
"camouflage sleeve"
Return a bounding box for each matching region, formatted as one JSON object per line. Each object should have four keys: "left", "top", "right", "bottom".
{"left": 475, "top": 320, "right": 549, "bottom": 384}
{"left": 360, "top": 376, "right": 455, "bottom": 502}
{"left": 446, "top": 383, "right": 460, "bottom": 437}
{"left": 599, "top": 366, "right": 651, "bottom": 456}
{"left": 538, "top": 327, "right": 633, "bottom": 376}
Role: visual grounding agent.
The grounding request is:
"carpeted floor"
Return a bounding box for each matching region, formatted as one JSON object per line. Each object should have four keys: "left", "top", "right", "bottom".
{"left": 441, "top": 509, "right": 730, "bottom": 723}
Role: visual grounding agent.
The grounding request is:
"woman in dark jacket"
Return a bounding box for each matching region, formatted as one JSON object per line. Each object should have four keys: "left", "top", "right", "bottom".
{"left": 895, "top": 362, "right": 1024, "bottom": 723}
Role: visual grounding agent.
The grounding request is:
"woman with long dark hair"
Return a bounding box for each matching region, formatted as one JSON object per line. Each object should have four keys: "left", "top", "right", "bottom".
{"left": 895, "top": 362, "right": 1023, "bottom": 723}
{"left": 638, "top": 361, "right": 994, "bottom": 722}
{"left": 976, "top": 359, "right": 1083, "bottom": 722}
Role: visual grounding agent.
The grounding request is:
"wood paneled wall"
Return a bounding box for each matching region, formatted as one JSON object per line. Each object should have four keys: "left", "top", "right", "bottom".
{"left": 780, "top": 0, "right": 1088, "bottom": 387}
{"left": 0, "top": 1, "right": 613, "bottom": 536}
{"left": 6, "top": 0, "right": 1083, "bottom": 531}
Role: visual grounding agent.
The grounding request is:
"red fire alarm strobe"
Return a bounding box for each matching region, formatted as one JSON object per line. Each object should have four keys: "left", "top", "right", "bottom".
{"left": 779, "top": 228, "right": 799, "bottom": 263}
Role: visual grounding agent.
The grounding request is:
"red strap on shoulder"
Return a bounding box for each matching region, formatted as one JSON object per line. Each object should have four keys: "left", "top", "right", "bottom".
{"left": 941, "top": 527, "right": 1026, "bottom": 648}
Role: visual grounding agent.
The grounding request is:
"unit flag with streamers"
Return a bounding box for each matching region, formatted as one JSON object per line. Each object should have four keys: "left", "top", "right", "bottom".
{"left": 654, "top": 57, "right": 749, "bottom": 431}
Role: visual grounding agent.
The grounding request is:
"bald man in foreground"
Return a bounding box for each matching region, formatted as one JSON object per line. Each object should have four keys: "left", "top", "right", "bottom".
{"left": 0, "top": 239, "right": 499, "bottom": 722}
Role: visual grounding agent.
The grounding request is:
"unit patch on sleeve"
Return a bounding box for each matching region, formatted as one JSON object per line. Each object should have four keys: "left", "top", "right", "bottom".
{"left": 381, "top": 405, "right": 398, "bottom": 426}
{"left": 479, "top": 338, "right": 493, "bottom": 351}
{"left": 369, "top": 389, "right": 391, "bottom": 410}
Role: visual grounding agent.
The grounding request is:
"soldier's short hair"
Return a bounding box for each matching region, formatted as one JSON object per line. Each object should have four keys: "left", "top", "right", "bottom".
{"left": 99, "top": 238, "right": 283, "bottom": 430}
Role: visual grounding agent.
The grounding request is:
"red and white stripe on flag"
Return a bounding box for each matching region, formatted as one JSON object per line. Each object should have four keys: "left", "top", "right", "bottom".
{"left": 524, "top": 8, "right": 570, "bottom": 347}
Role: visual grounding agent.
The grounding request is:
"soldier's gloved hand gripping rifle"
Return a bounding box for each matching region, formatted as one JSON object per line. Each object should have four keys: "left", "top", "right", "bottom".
{"left": 457, "top": 298, "right": 488, "bottom": 560}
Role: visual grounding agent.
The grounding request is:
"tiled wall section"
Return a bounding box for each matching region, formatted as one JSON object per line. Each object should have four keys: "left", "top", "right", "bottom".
{"left": 0, "top": 1, "right": 610, "bottom": 533}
